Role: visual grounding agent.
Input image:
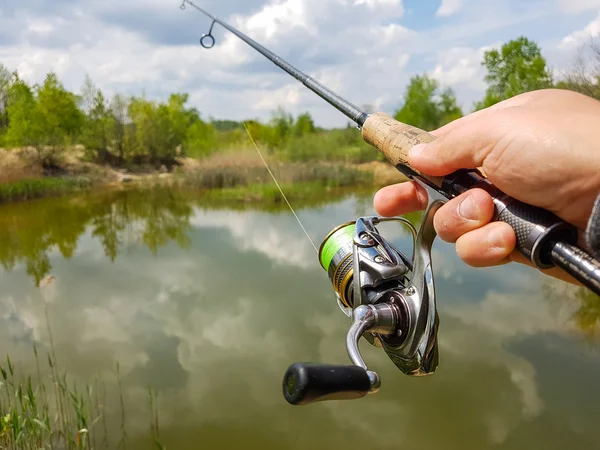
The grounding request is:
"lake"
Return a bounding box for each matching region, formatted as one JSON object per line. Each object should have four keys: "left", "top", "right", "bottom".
{"left": 0, "top": 185, "right": 599, "bottom": 449}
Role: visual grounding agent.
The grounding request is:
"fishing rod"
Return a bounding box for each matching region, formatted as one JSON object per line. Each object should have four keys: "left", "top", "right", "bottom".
{"left": 180, "top": 0, "right": 600, "bottom": 404}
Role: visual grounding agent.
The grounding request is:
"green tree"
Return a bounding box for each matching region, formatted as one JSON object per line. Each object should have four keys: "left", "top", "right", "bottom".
{"left": 107, "top": 93, "right": 131, "bottom": 162}
{"left": 293, "top": 112, "right": 316, "bottom": 137}
{"left": 128, "top": 96, "right": 159, "bottom": 162}
{"left": 394, "top": 74, "right": 463, "bottom": 131}
{"left": 185, "top": 118, "right": 218, "bottom": 158}
{"left": 126, "top": 93, "right": 198, "bottom": 165}
{"left": 34, "top": 72, "right": 85, "bottom": 165}
{"left": 81, "top": 89, "right": 115, "bottom": 162}
{"left": 268, "top": 107, "right": 294, "bottom": 147}
{"left": 438, "top": 88, "right": 463, "bottom": 124}
{"left": 3, "top": 75, "right": 40, "bottom": 148}
{"left": 35, "top": 73, "right": 84, "bottom": 145}
{"left": 476, "top": 36, "right": 553, "bottom": 110}
{"left": 160, "top": 93, "right": 196, "bottom": 156}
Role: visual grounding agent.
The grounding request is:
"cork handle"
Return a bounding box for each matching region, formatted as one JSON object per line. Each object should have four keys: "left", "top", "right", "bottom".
{"left": 362, "top": 112, "right": 443, "bottom": 187}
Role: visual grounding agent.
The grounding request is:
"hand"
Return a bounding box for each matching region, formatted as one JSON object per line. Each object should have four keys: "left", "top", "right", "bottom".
{"left": 374, "top": 89, "right": 600, "bottom": 281}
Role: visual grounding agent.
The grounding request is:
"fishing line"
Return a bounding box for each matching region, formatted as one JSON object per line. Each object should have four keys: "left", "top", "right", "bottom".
{"left": 180, "top": 0, "right": 600, "bottom": 296}
{"left": 242, "top": 121, "right": 319, "bottom": 254}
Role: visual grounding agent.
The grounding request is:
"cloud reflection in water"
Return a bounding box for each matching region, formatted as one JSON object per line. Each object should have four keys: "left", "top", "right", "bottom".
{"left": 0, "top": 188, "right": 597, "bottom": 449}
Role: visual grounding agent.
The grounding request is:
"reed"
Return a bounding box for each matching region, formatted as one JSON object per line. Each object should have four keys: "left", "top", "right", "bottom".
{"left": 0, "top": 277, "right": 165, "bottom": 449}
{"left": 0, "top": 177, "right": 91, "bottom": 203}
{"left": 178, "top": 160, "right": 372, "bottom": 190}
{"left": 0, "top": 346, "right": 168, "bottom": 449}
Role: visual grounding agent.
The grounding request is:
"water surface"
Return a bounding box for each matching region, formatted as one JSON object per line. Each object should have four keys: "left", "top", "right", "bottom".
{"left": 0, "top": 186, "right": 599, "bottom": 449}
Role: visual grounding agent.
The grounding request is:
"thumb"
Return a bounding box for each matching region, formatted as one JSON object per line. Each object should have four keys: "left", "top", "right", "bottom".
{"left": 407, "top": 120, "right": 498, "bottom": 177}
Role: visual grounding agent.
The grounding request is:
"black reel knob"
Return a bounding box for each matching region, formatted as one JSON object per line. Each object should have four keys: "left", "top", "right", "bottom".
{"left": 282, "top": 362, "right": 377, "bottom": 405}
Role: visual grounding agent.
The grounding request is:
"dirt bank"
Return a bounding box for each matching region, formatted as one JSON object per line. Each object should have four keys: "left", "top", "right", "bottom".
{"left": 0, "top": 147, "right": 408, "bottom": 203}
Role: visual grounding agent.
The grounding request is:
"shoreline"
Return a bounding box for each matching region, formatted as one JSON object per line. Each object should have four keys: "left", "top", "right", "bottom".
{"left": 0, "top": 147, "right": 408, "bottom": 205}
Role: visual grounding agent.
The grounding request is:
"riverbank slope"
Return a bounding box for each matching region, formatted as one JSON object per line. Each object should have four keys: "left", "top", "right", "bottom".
{"left": 0, "top": 146, "right": 407, "bottom": 204}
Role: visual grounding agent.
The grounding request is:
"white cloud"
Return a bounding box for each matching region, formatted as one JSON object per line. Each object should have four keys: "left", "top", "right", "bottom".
{"left": 244, "top": 0, "right": 315, "bottom": 40}
{"left": 436, "top": 0, "right": 465, "bottom": 17}
{"left": 0, "top": 0, "right": 597, "bottom": 126}
{"left": 560, "top": 12, "right": 600, "bottom": 49}
{"left": 430, "top": 46, "right": 487, "bottom": 87}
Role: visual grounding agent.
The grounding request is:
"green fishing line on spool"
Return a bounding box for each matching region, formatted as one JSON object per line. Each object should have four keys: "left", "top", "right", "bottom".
{"left": 318, "top": 222, "right": 356, "bottom": 308}
{"left": 319, "top": 223, "right": 355, "bottom": 270}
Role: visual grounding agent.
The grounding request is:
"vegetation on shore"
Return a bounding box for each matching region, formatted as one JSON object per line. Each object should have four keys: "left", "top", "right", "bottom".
{"left": 0, "top": 35, "right": 598, "bottom": 203}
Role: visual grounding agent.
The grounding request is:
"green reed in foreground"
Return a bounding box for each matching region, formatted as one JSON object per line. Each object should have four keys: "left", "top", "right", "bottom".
{"left": 0, "top": 344, "right": 164, "bottom": 449}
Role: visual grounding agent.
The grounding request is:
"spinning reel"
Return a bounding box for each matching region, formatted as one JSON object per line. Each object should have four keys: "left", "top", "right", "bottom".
{"left": 282, "top": 198, "right": 444, "bottom": 405}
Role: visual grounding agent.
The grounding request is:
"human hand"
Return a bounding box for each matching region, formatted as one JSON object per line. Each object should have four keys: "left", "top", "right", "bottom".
{"left": 373, "top": 89, "right": 600, "bottom": 279}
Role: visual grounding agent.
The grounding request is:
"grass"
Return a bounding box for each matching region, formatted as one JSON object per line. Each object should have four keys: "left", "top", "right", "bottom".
{"left": 173, "top": 159, "right": 375, "bottom": 207}
{"left": 0, "top": 347, "right": 164, "bottom": 449}
{"left": 0, "top": 140, "right": 402, "bottom": 205}
{"left": 0, "top": 277, "right": 165, "bottom": 450}
{"left": 176, "top": 154, "right": 374, "bottom": 190}
{"left": 0, "top": 177, "right": 91, "bottom": 203}
{"left": 194, "top": 181, "right": 348, "bottom": 204}
{"left": 1, "top": 346, "right": 96, "bottom": 449}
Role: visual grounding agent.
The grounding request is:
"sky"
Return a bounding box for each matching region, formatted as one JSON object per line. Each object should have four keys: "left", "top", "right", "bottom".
{"left": 1, "top": 0, "right": 600, "bottom": 128}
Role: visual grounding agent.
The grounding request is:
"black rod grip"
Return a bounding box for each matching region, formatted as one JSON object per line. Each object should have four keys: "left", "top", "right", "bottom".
{"left": 441, "top": 169, "right": 578, "bottom": 268}
{"left": 282, "top": 362, "right": 373, "bottom": 405}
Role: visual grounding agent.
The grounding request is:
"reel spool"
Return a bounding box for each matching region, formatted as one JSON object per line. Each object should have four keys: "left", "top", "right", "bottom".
{"left": 282, "top": 200, "right": 444, "bottom": 405}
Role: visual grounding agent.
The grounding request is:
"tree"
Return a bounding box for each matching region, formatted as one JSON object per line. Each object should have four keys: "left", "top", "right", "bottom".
{"left": 35, "top": 72, "right": 85, "bottom": 147}
{"left": 125, "top": 93, "right": 199, "bottom": 165}
{"left": 3, "top": 75, "right": 40, "bottom": 148}
{"left": 0, "top": 64, "right": 12, "bottom": 136}
{"left": 81, "top": 89, "right": 116, "bottom": 162}
{"left": 293, "top": 112, "right": 316, "bottom": 137}
{"left": 108, "top": 93, "right": 131, "bottom": 162}
{"left": 438, "top": 87, "right": 463, "bottom": 125}
{"left": 185, "top": 118, "right": 217, "bottom": 158}
{"left": 80, "top": 74, "right": 98, "bottom": 117}
{"left": 555, "top": 36, "right": 600, "bottom": 100}
{"left": 476, "top": 36, "right": 553, "bottom": 109}
{"left": 269, "top": 107, "right": 294, "bottom": 147}
{"left": 394, "top": 74, "right": 463, "bottom": 131}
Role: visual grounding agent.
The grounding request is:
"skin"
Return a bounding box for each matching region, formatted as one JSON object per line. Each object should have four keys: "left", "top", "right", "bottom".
{"left": 373, "top": 88, "right": 600, "bottom": 284}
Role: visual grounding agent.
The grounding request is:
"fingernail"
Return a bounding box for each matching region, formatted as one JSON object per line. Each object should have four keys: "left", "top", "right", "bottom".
{"left": 458, "top": 194, "right": 480, "bottom": 221}
{"left": 408, "top": 143, "right": 426, "bottom": 159}
{"left": 487, "top": 228, "right": 507, "bottom": 249}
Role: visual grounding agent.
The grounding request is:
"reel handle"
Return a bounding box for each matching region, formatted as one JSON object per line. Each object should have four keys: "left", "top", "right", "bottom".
{"left": 282, "top": 362, "right": 379, "bottom": 405}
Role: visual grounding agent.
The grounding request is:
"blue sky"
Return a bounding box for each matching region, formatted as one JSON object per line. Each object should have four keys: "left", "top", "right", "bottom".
{"left": 0, "top": 0, "right": 599, "bottom": 127}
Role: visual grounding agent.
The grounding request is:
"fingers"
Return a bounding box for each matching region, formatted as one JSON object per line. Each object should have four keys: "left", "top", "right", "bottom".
{"left": 455, "top": 221, "right": 516, "bottom": 267}
{"left": 433, "top": 189, "right": 515, "bottom": 266}
{"left": 374, "top": 183, "right": 515, "bottom": 267}
{"left": 373, "top": 181, "right": 428, "bottom": 217}
{"left": 433, "top": 189, "right": 496, "bottom": 243}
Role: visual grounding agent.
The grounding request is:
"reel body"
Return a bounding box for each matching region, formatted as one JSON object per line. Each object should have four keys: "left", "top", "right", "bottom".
{"left": 282, "top": 200, "right": 443, "bottom": 405}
